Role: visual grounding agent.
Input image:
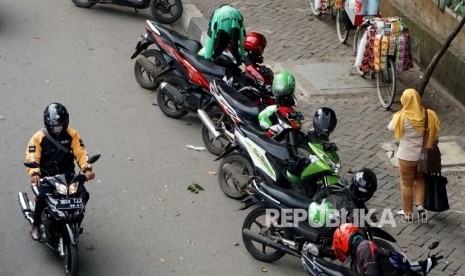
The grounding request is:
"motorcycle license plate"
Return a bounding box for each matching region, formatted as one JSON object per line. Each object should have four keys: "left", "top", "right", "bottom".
{"left": 56, "top": 198, "right": 83, "bottom": 209}
{"left": 288, "top": 112, "right": 304, "bottom": 120}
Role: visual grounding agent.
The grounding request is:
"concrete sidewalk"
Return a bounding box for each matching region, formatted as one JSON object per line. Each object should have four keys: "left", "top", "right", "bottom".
{"left": 175, "top": 1, "right": 465, "bottom": 275}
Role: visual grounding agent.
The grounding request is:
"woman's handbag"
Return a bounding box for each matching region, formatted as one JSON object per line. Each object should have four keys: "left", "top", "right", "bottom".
{"left": 424, "top": 173, "right": 449, "bottom": 212}
{"left": 417, "top": 109, "right": 441, "bottom": 174}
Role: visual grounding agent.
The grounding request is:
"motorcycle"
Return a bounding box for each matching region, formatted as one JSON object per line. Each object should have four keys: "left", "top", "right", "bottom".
{"left": 241, "top": 179, "right": 396, "bottom": 265}
{"left": 198, "top": 80, "right": 341, "bottom": 199}
{"left": 18, "top": 154, "right": 100, "bottom": 276}
{"left": 71, "top": 0, "right": 183, "bottom": 24}
{"left": 301, "top": 241, "right": 444, "bottom": 276}
{"left": 130, "top": 21, "right": 275, "bottom": 120}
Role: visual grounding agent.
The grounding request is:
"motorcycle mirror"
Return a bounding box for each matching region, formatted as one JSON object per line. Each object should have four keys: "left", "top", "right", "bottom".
{"left": 88, "top": 154, "right": 101, "bottom": 164}
{"left": 23, "top": 161, "right": 39, "bottom": 168}
{"left": 428, "top": 241, "right": 439, "bottom": 250}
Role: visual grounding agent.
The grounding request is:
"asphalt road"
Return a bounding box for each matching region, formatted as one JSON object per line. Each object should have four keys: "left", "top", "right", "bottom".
{"left": 0, "top": 1, "right": 305, "bottom": 275}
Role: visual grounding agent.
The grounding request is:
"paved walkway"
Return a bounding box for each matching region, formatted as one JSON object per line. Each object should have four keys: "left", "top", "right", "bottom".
{"left": 180, "top": 1, "right": 465, "bottom": 275}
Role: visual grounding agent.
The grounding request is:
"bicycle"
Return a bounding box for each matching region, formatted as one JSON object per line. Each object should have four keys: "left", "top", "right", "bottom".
{"left": 353, "top": 17, "right": 401, "bottom": 109}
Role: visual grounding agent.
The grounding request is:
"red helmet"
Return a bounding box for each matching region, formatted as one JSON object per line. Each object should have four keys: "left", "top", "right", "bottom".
{"left": 244, "top": 32, "right": 267, "bottom": 56}
{"left": 332, "top": 223, "right": 364, "bottom": 262}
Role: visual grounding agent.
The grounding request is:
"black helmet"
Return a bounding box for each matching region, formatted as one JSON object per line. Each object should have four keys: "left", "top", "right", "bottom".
{"left": 44, "top": 103, "right": 69, "bottom": 134}
{"left": 313, "top": 107, "right": 337, "bottom": 138}
{"left": 349, "top": 168, "right": 377, "bottom": 203}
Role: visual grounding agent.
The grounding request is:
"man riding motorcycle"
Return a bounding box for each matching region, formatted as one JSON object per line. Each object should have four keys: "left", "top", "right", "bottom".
{"left": 25, "top": 103, "right": 95, "bottom": 240}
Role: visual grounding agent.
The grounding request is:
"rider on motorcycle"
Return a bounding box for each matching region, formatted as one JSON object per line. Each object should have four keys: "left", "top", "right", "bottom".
{"left": 333, "top": 223, "right": 401, "bottom": 276}
{"left": 25, "top": 103, "right": 95, "bottom": 241}
{"left": 198, "top": 4, "right": 246, "bottom": 63}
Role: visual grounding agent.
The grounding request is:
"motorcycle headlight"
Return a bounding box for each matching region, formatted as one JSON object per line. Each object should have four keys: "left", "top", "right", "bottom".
{"left": 55, "top": 183, "right": 68, "bottom": 195}
{"left": 69, "top": 182, "right": 79, "bottom": 195}
{"left": 323, "top": 156, "right": 341, "bottom": 174}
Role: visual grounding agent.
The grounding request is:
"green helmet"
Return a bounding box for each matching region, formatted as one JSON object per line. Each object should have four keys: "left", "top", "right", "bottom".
{"left": 308, "top": 201, "right": 336, "bottom": 227}
{"left": 272, "top": 71, "right": 295, "bottom": 97}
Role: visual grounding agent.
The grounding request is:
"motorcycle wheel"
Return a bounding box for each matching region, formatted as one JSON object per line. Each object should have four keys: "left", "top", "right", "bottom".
{"left": 134, "top": 49, "right": 166, "bottom": 90}
{"left": 157, "top": 75, "right": 189, "bottom": 119}
{"left": 242, "top": 206, "right": 287, "bottom": 262}
{"left": 201, "top": 106, "right": 234, "bottom": 156}
{"left": 218, "top": 153, "right": 253, "bottom": 199}
{"left": 150, "top": 0, "right": 183, "bottom": 24}
{"left": 71, "top": 0, "right": 96, "bottom": 8}
{"left": 64, "top": 240, "right": 79, "bottom": 276}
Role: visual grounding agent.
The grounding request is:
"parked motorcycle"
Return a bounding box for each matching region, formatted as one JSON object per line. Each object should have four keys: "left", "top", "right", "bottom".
{"left": 71, "top": 0, "right": 183, "bottom": 24}
{"left": 198, "top": 80, "right": 341, "bottom": 199}
{"left": 302, "top": 241, "right": 444, "bottom": 276}
{"left": 18, "top": 154, "right": 100, "bottom": 276}
{"left": 241, "top": 179, "right": 396, "bottom": 265}
{"left": 131, "top": 21, "right": 275, "bottom": 119}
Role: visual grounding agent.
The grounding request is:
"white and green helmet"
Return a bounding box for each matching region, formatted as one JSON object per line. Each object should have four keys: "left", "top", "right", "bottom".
{"left": 272, "top": 71, "right": 296, "bottom": 97}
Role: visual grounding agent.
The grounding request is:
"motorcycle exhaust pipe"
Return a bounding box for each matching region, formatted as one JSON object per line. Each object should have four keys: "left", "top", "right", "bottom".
{"left": 159, "top": 82, "right": 184, "bottom": 106}
{"left": 242, "top": 228, "right": 301, "bottom": 257}
{"left": 18, "top": 192, "right": 34, "bottom": 225}
{"left": 197, "top": 109, "right": 221, "bottom": 139}
{"left": 136, "top": 56, "right": 157, "bottom": 78}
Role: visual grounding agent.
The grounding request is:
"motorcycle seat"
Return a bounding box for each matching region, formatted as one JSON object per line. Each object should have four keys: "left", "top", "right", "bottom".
{"left": 215, "top": 81, "right": 260, "bottom": 123}
{"left": 260, "top": 182, "right": 312, "bottom": 210}
{"left": 240, "top": 126, "right": 291, "bottom": 160}
{"left": 313, "top": 257, "right": 359, "bottom": 276}
{"left": 179, "top": 48, "right": 226, "bottom": 78}
{"left": 154, "top": 24, "right": 202, "bottom": 54}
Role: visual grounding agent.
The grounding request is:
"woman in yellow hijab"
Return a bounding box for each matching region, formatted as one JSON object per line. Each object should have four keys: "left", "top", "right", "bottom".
{"left": 388, "top": 89, "right": 440, "bottom": 221}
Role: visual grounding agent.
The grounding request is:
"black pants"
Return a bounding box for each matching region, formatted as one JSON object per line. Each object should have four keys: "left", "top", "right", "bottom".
{"left": 33, "top": 185, "right": 90, "bottom": 226}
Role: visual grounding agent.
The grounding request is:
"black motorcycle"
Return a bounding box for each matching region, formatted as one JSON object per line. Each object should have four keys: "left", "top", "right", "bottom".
{"left": 241, "top": 179, "right": 396, "bottom": 264}
{"left": 71, "top": 0, "right": 183, "bottom": 24}
{"left": 18, "top": 154, "right": 100, "bottom": 276}
{"left": 302, "top": 241, "right": 444, "bottom": 276}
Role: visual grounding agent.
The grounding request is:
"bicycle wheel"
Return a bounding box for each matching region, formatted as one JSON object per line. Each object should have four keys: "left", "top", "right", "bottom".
{"left": 376, "top": 58, "right": 396, "bottom": 109}
{"left": 335, "top": 9, "right": 349, "bottom": 43}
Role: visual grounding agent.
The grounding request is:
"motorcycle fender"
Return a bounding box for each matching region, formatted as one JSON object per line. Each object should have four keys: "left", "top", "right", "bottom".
{"left": 62, "top": 223, "right": 78, "bottom": 246}
{"left": 214, "top": 142, "right": 240, "bottom": 161}
{"left": 131, "top": 40, "right": 152, "bottom": 59}
{"left": 238, "top": 196, "right": 258, "bottom": 211}
{"left": 371, "top": 227, "right": 397, "bottom": 243}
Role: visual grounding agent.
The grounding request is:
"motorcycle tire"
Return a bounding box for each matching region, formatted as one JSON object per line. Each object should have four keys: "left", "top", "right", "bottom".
{"left": 201, "top": 106, "right": 234, "bottom": 156}
{"left": 71, "top": 0, "right": 96, "bottom": 8}
{"left": 64, "top": 240, "right": 79, "bottom": 276}
{"left": 218, "top": 153, "right": 254, "bottom": 199}
{"left": 150, "top": 0, "right": 183, "bottom": 24}
{"left": 134, "top": 49, "right": 166, "bottom": 90}
{"left": 156, "top": 75, "right": 189, "bottom": 119}
{"left": 242, "top": 206, "right": 287, "bottom": 262}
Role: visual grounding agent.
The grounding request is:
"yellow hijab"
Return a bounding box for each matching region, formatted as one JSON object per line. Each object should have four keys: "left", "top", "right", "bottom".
{"left": 391, "top": 89, "right": 440, "bottom": 148}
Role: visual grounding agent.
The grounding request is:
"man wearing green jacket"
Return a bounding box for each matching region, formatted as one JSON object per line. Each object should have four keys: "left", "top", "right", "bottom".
{"left": 199, "top": 4, "right": 246, "bottom": 63}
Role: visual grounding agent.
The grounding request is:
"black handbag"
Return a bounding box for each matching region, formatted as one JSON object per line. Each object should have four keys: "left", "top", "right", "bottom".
{"left": 424, "top": 173, "right": 449, "bottom": 212}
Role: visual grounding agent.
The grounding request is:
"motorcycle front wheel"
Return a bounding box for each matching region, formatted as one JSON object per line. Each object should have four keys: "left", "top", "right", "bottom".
{"left": 201, "top": 106, "right": 234, "bottom": 156}
{"left": 218, "top": 153, "right": 253, "bottom": 199}
{"left": 150, "top": 0, "right": 183, "bottom": 24}
{"left": 157, "top": 75, "right": 189, "bottom": 119}
{"left": 64, "top": 240, "right": 79, "bottom": 276}
{"left": 71, "top": 0, "right": 95, "bottom": 8}
{"left": 242, "top": 206, "right": 287, "bottom": 262}
{"left": 134, "top": 49, "right": 166, "bottom": 90}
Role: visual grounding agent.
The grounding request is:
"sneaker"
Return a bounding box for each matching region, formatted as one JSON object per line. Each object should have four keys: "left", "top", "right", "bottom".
{"left": 30, "top": 225, "right": 40, "bottom": 241}
{"left": 417, "top": 205, "right": 427, "bottom": 219}
{"left": 396, "top": 210, "right": 413, "bottom": 222}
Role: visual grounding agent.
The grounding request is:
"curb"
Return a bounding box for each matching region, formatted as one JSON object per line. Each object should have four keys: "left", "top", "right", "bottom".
{"left": 178, "top": 0, "right": 208, "bottom": 45}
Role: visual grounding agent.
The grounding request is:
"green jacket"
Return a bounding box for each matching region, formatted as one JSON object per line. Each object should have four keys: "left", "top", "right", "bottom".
{"left": 200, "top": 5, "right": 246, "bottom": 61}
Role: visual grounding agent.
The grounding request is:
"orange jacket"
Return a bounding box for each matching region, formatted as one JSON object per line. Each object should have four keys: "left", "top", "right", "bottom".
{"left": 25, "top": 127, "right": 91, "bottom": 177}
